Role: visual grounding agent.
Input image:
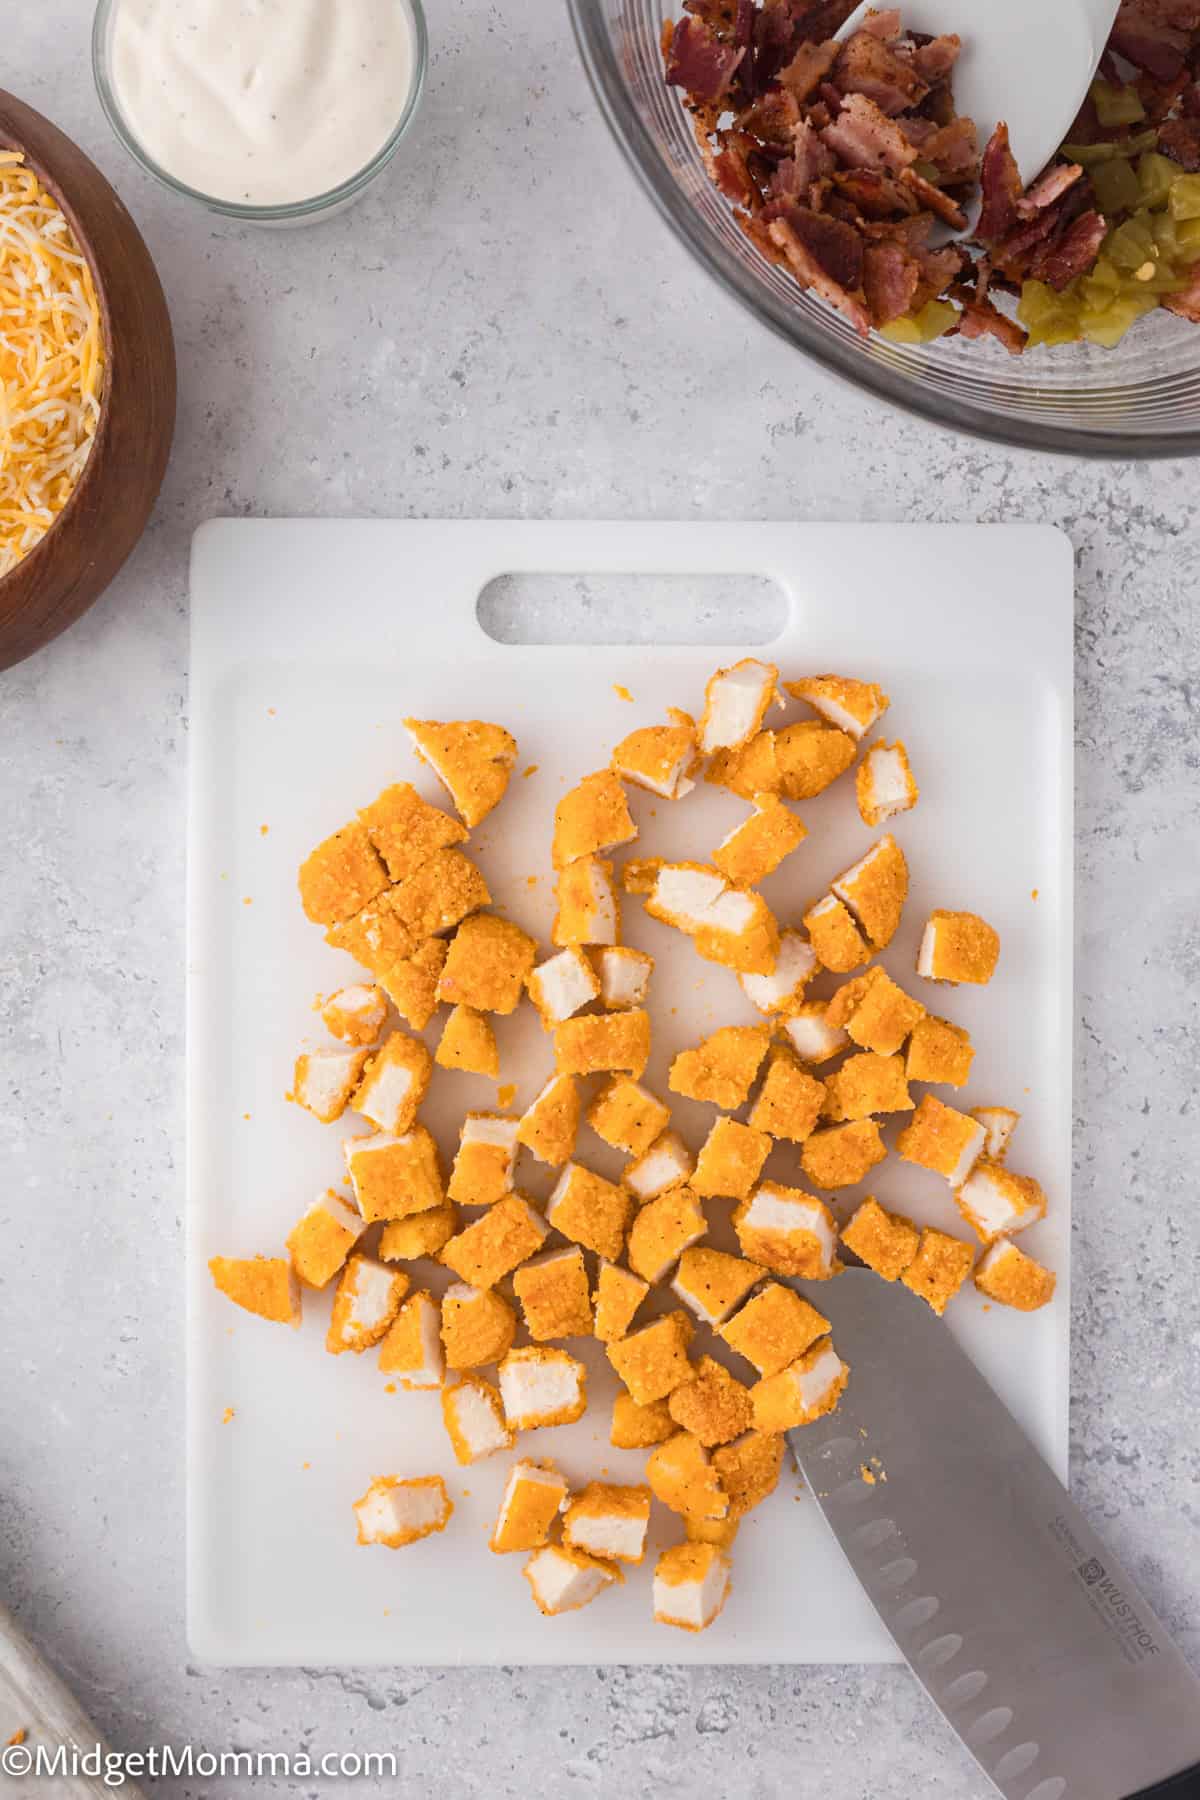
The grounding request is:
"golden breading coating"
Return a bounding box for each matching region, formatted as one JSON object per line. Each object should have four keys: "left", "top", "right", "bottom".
{"left": 621, "top": 855, "right": 664, "bottom": 896}
{"left": 593, "top": 1260, "right": 650, "bottom": 1343}
{"left": 896, "top": 1094, "right": 986, "bottom": 1185}
{"left": 669, "top": 1024, "right": 771, "bottom": 1110}
{"left": 358, "top": 781, "right": 467, "bottom": 883}
{"left": 856, "top": 739, "right": 918, "bottom": 828}
{"left": 437, "top": 913, "right": 537, "bottom": 1015}
{"left": 553, "top": 769, "right": 638, "bottom": 868}
{"left": 390, "top": 849, "right": 492, "bottom": 942}
{"left": 289, "top": 1047, "right": 372, "bottom": 1123}
{"left": 712, "top": 795, "right": 806, "bottom": 887}
{"left": 731, "top": 1182, "right": 839, "bottom": 1279}
{"left": 353, "top": 1475, "right": 453, "bottom": 1548}
{"left": 653, "top": 1542, "right": 733, "bottom": 1632}
{"left": 326, "top": 1253, "right": 409, "bottom": 1354}
{"left": 562, "top": 1482, "right": 653, "bottom": 1565}
{"left": 779, "top": 1000, "right": 851, "bottom": 1065}
{"left": 404, "top": 717, "right": 517, "bottom": 828}
{"left": 721, "top": 1282, "right": 831, "bottom": 1377}
{"left": 208, "top": 1254, "right": 300, "bottom": 1326}
{"left": 823, "top": 971, "right": 874, "bottom": 1030}
{"left": 623, "top": 1129, "right": 696, "bottom": 1202}
{"left": 440, "top": 1283, "right": 517, "bottom": 1368}
{"left": 750, "top": 1338, "right": 849, "bottom": 1432}
{"left": 554, "top": 1009, "right": 651, "bottom": 1079}
{"left": 972, "top": 1105, "right": 1020, "bottom": 1160}
{"left": 739, "top": 927, "right": 818, "bottom": 1018}
{"left": 378, "top": 939, "right": 448, "bottom": 1031}
{"left": 607, "top": 1311, "right": 695, "bottom": 1405}
{"left": 435, "top": 1004, "right": 500, "bottom": 1076}
{"left": 523, "top": 1544, "right": 621, "bottom": 1615}
{"left": 901, "top": 1228, "right": 976, "bottom": 1315}
{"left": 489, "top": 1461, "right": 569, "bottom": 1553}
{"left": 499, "top": 1346, "right": 588, "bottom": 1430}
{"left": 552, "top": 855, "right": 620, "bottom": 947}
{"left": 691, "top": 1118, "right": 772, "bottom": 1201}
{"left": 646, "top": 1431, "right": 728, "bottom": 1522}
{"left": 440, "top": 1194, "right": 548, "bottom": 1288}
{"left": 344, "top": 1127, "right": 445, "bottom": 1223}
{"left": 833, "top": 965, "right": 926, "bottom": 1056}
{"left": 832, "top": 834, "right": 908, "bottom": 951}
{"left": 711, "top": 1431, "right": 785, "bottom": 1518}
{"left": 918, "top": 909, "right": 1001, "bottom": 985}
{"left": 586, "top": 1076, "right": 671, "bottom": 1158}
{"left": 611, "top": 1391, "right": 676, "bottom": 1448}
{"left": 286, "top": 1190, "right": 364, "bottom": 1289}
{"left": 823, "top": 1051, "right": 914, "bottom": 1121}
{"left": 748, "top": 1049, "right": 825, "bottom": 1142}
{"left": 447, "top": 1114, "right": 519, "bottom": 1205}
{"left": 668, "top": 1356, "right": 754, "bottom": 1447}
{"left": 974, "top": 1239, "right": 1057, "bottom": 1311}
{"left": 840, "top": 1196, "right": 919, "bottom": 1282}
{"left": 699, "top": 657, "right": 779, "bottom": 755}
{"left": 955, "top": 1160, "right": 1047, "bottom": 1243}
{"left": 440, "top": 1374, "right": 513, "bottom": 1465}
{"left": 351, "top": 1030, "right": 433, "bottom": 1134}
{"left": 693, "top": 890, "right": 780, "bottom": 977}
{"left": 686, "top": 1512, "right": 742, "bottom": 1549}
{"left": 627, "top": 1186, "right": 708, "bottom": 1284}
{"left": 906, "top": 1015, "right": 974, "bottom": 1087}
{"left": 671, "top": 1248, "right": 764, "bottom": 1327}
{"left": 319, "top": 983, "right": 387, "bottom": 1046}
{"left": 612, "top": 717, "right": 697, "bottom": 799}
{"left": 326, "top": 891, "right": 418, "bottom": 979}
{"left": 706, "top": 728, "right": 783, "bottom": 799}
{"left": 785, "top": 674, "right": 889, "bottom": 740}
{"left": 800, "top": 1119, "right": 887, "bottom": 1189}
{"left": 593, "top": 944, "right": 654, "bottom": 1011}
{"left": 547, "top": 1162, "right": 635, "bottom": 1262}
{"left": 803, "top": 895, "right": 871, "bottom": 973}
{"left": 516, "top": 1074, "right": 581, "bottom": 1167}
{"left": 773, "top": 721, "right": 857, "bottom": 799}
{"left": 379, "top": 1201, "right": 458, "bottom": 1262}
{"left": 513, "top": 1246, "right": 594, "bottom": 1340}
{"left": 298, "top": 820, "right": 389, "bottom": 926}
{"left": 377, "top": 1289, "right": 443, "bottom": 1388}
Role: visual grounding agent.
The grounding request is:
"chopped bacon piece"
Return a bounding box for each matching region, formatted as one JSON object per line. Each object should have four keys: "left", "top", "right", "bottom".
{"left": 924, "top": 116, "right": 979, "bottom": 181}
{"left": 821, "top": 92, "right": 920, "bottom": 172}
{"left": 913, "top": 32, "right": 961, "bottom": 83}
{"left": 1017, "top": 162, "right": 1083, "bottom": 217}
{"left": 899, "top": 115, "right": 939, "bottom": 148}
{"left": 957, "top": 295, "right": 1028, "bottom": 354}
{"left": 976, "top": 122, "right": 1024, "bottom": 242}
{"left": 710, "top": 134, "right": 762, "bottom": 207}
{"left": 682, "top": 0, "right": 742, "bottom": 35}
{"left": 777, "top": 37, "right": 839, "bottom": 101}
{"left": 1164, "top": 259, "right": 1200, "bottom": 319}
{"left": 1160, "top": 114, "right": 1200, "bottom": 166}
{"left": 1109, "top": 0, "right": 1192, "bottom": 81}
{"left": 737, "top": 208, "right": 791, "bottom": 265}
{"left": 863, "top": 238, "right": 921, "bottom": 323}
{"left": 774, "top": 118, "right": 837, "bottom": 194}
{"left": 1026, "top": 208, "right": 1106, "bottom": 288}
{"left": 736, "top": 88, "right": 801, "bottom": 144}
{"left": 899, "top": 166, "right": 967, "bottom": 228}
{"left": 832, "top": 167, "right": 919, "bottom": 216}
{"left": 862, "top": 7, "right": 902, "bottom": 37}
{"left": 767, "top": 212, "right": 872, "bottom": 336}
{"left": 767, "top": 197, "right": 864, "bottom": 287}
{"left": 666, "top": 15, "right": 746, "bottom": 102}
{"left": 835, "top": 29, "right": 929, "bottom": 115}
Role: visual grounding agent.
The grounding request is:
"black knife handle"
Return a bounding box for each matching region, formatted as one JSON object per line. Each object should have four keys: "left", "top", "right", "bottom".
{"left": 1127, "top": 1764, "right": 1200, "bottom": 1798}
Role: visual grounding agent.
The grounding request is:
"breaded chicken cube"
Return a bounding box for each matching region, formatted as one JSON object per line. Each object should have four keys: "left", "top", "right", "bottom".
{"left": 404, "top": 717, "right": 516, "bottom": 828}
{"left": 918, "top": 909, "right": 1001, "bottom": 985}
{"left": 974, "top": 1239, "right": 1057, "bottom": 1311}
{"left": 499, "top": 1346, "right": 587, "bottom": 1430}
{"left": 553, "top": 769, "right": 637, "bottom": 868}
{"left": 208, "top": 1254, "right": 301, "bottom": 1326}
{"left": 516, "top": 1073, "right": 580, "bottom": 1166}
{"left": 641, "top": 860, "right": 728, "bottom": 930}
{"left": 547, "top": 1162, "right": 634, "bottom": 1261}
{"left": 440, "top": 1282, "right": 517, "bottom": 1368}
{"left": 972, "top": 1105, "right": 1020, "bottom": 1160}
{"left": 774, "top": 721, "right": 857, "bottom": 799}
{"left": 513, "top": 1245, "right": 594, "bottom": 1340}
{"left": 489, "top": 1460, "right": 569, "bottom": 1552}
{"left": 435, "top": 1004, "right": 499, "bottom": 1076}
{"left": 441, "top": 1374, "right": 513, "bottom": 1464}
{"left": 290, "top": 1047, "right": 371, "bottom": 1124}
{"left": 644, "top": 864, "right": 779, "bottom": 974}
{"left": 325, "top": 885, "right": 416, "bottom": 973}
{"left": 447, "top": 1113, "right": 521, "bottom": 1205}
{"left": 351, "top": 1030, "right": 433, "bottom": 1134}
{"left": 607, "top": 1311, "right": 694, "bottom": 1405}
{"left": 712, "top": 795, "right": 806, "bottom": 887}
{"left": 780, "top": 1001, "right": 850, "bottom": 1066}
{"left": 627, "top": 1186, "right": 708, "bottom": 1283}
{"left": 705, "top": 728, "right": 783, "bottom": 799}
{"left": 552, "top": 855, "right": 619, "bottom": 947}
{"left": 554, "top": 1009, "right": 650, "bottom": 1079}
{"left": 956, "top": 1159, "right": 1047, "bottom": 1243}
{"left": 378, "top": 1202, "right": 457, "bottom": 1263}
{"left": 800, "top": 1119, "right": 887, "bottom": 1189}
{"left": 621, "top": 856, "right": 664, "bottom": 895}
{"left": 732, "top": 1183, "right": 839, "bottom": 1279}
{"left": 353, "top": 1474, "right": 452, "bottom": 1548}
{"left": 563, "top": 1482, "right": 653, "bottom": 1564}
{"left": 327, "top": 1253, "right": 409, "bottom": 1354}
{"left": 803, "top": 894, "right": 871, "bottom": 973}
{"left": 901, "top": 1227, "right": 976, "bottom": 1315}
{"left": 344, "top": 1127, "right": 445, "bottom": 1222}
{"left": 441, "top": 1194, "right": 548, "bottom": 1288}
{"left": 739, "top": 927, "right": 817, "bottom": 1016}
{"left": 593, "top": 944, "right": 654, "bottom": 1011}
{"left": 699, "top": 657, "right": 779, "bottom": 754}
{"left": 692, "top": 1118, "right": 771, "bottom": 1201}
{"left": 358, "top": 781, "right": 467, "bottom": 882}
{"left": 856, "top": 740, "right": 918, "bottom": 828}
{"left": 437, "top": 912, "right": 537, "bottom": 1015}
{"left": 711, "top": 1431, "right": 784, "bottom": 1519}
{"left": 319, "top": 983, "right": 388, "bottom": 1046}
{"left": 897, "top": 1095, "right": 986, "bottom": 1186}
{"left": 527, "top": 947, "right": 600, "bottom": 1028}
{"left": 832, "top": 965, "right": 926, "bottom": 1056}
{"left": 587, "top": 1075, "right": 671, "bottom": 1157}
{"left": 623, "top": 1130, "right": 696, "bottom": 1202}
{"left": 786, "top": 673, "right": 889, "bottom": 740}
{"left": 378, "top": 938, "right": 447, "bottom": 1031}
{"left": 671, "top": 1248, "right": 764, "bottom": 1327}
{"left": 906, "top": 1015, "right": 974, "bottom": 1088}
{"left": 721, "top": 1281, "right": 831, "bottom": 1376}
{"left": 823, "top": 1051, "right": 913, "bottom": 1121}
{"left": 298, "top": 821, "right": 389, "bottom": 925}
{"left": 390, "top": 849, "right": 492, "bottom": 941}
{"left": 524, "top": 1544, "right": 620, "bottom": 1615}
{"left": 377, "top": 1288, "right": 444, "bottom": 1388}
{"left": 751, "top": 1337, "right": 849, "bottom": 1431}
{"left": 646, "top": 1431, "right": 728, "bottom": 1522}
{"left": 832, "top": 834, "right": 909, "bottom": 950}
{"left": 653, "top": 1543, "right": 732, "bottom": 1633}
{"left": 748, "top": 1049, "right": 824, "bottom": 1141}
{"left": 611, "top": 1391, "right": 676, "bottom": 1448}
{"left": 840, "top": 1196, "right": 919, "bottom": 1281}
{"left": 593, "top": 1259, "right": 650, "bottom": 1343}
{"left": 286, "top": 1189, "right": 365, "bottom": 1289}
{"left": 669, "top": 1024, "right": 771, "bottom": 1110}
{"left": 612, "top": 716, "right": 697, "bottom": 799}
{"left": 668, "top": 1356, "right": 753, "bottom": 1447}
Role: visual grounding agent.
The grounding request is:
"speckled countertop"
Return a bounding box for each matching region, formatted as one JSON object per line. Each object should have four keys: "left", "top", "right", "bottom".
{"left": 2, "top": 5, "right": 1198, "bottom": 1797}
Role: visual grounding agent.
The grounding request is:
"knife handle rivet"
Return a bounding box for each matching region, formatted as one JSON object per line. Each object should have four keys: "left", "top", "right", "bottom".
{"left": 1023, "top": 1778, "right": 1066, "bottom": 1800}
{"left": 941, "top": 1669, "right": 989, "bottom": 1708}
{"left": 991, "top": 1742, "right": 1041, "bottom": 1784}
{"left": 915, "top": 1632, "right": 963, "bottom": 1671}
{"left": 965, "top": 1705, "right": 1014, "bottom": 1747}
{"left": 893, "top": 1594, "right": 940, "bottom": 1633}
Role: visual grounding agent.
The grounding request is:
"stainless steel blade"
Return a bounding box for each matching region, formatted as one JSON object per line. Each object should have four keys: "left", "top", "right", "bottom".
{"left": 787, "top": 1269, "right": 1200, "bottom": 1800}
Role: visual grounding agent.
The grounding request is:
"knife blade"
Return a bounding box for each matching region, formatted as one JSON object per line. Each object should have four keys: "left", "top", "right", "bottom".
{"left": 786, "top": 1269, "right": 1200, "bottom": 1800}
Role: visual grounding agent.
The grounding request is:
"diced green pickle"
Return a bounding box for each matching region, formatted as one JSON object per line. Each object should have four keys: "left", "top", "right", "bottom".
{"left": 880, "top": 316, "right": 921, "bottom": 344}
{"left": 1093, "top": 156, "right": 1141, "bottom": 215}
{"left": 1106, "top": 216, "right": 1157, "bottom": 269}
{"left": 1169, "top": 174, "right": 1200, "bottom": 221}
{"left": 1091, "top": 79, "right": 1146, "bottom": 127}
{"left": 1176, "top": 216, "right": 1200, "bottom": 256}
{"left": 1138, "top": 152, "right": 1179, "bottom": 209}
{"left": 913, "top": 299, "right": 959, "bottom": 341}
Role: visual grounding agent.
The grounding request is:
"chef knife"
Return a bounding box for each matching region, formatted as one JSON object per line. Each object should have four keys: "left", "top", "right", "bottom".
{"left": 787, "top": 1268, "right": 1200, "bottom": 1800}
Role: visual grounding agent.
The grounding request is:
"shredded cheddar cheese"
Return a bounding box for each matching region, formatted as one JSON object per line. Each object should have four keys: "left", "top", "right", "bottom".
{"left": 0, "top": 151, "right": 104, "bottom": 577}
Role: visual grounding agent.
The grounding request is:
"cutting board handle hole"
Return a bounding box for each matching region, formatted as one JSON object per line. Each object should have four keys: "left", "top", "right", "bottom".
{"left": 476, "top": 571, "right": 788, "bottom": 646}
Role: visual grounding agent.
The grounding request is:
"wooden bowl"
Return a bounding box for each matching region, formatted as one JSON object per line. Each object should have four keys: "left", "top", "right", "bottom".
{"left": 0, "top": 89, "right": 176, "bottom": 674}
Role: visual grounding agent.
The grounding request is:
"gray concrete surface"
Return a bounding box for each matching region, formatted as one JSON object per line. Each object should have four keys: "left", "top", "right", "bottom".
{"left": 2, "top": 3, "right": 1198, "bottom": 1796}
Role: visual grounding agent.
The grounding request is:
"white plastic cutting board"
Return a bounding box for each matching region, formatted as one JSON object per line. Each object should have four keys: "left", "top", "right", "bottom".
{"left": 188, "top": 519, "right": 1073, "bottom": 1667}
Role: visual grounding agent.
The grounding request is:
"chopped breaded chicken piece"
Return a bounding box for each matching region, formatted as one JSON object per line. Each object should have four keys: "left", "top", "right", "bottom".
{"left": 623, "top": 1130, "right": 696, "bottom": 1202}
{"left": 358, "top": 781, "right": 467, "bottom": 883}
{"left": 644, "top": 862, "right": 781, "bottom": 975}
{"left": 290, "top": 1047, "right": 372, "bottom": 1124}
{"left": 513, "top": 1245, "right": 594, "bottom": 1340}
{"left": 669, "top": 1024, "right": 771, "bottom": 1110}
{"left": 668, "top": 1356, "right": 754, "bottom": 1447}
{"left": 441, "top": 1374, "right": 513, "bottom": 1465}
{"left": 612, "top": 716, "right": 697, "bottom": 799}
{"left": 642, "top": 859, "right": 734, "bottom": 930}
{"left": 692, "top": 1118, "right": 771, "bottom": 1201}
{"left": 971, "top": 1105, "right": 1020, "bottom": 1160}
{"left": 671, "top": 1248, "right": 764, "bottom": 1327}
{"left": 901, "top": 1228, "right": 976, "bottom": 1315}
{"left": 800, "top": 1119, "right": 887, "bottom": 1189}
{"left": 774, "top": 721, "right": 858, "bottom": 799}
{"left": 739, "top": 928, "right": 817, "bottom": 1016}
{"left": 974, "top": 1239, "right": 1057, "bottom": 1311}
{"left": 706, "top": 728, "right": 784, "bottom": 799}
{"left": 627, "top": 1186, "right": 708, "bottom": 1283}
{"left": 646, "top": 1431, "right": 728, "bottom": 1522}
{"left": 621, "top": 855, "right": 664, "bottom": 895}
{"left": 377, "top": 939, "right": 448, "bottom": 1031}
{"left": 918, "top": 909, "right": 1001, "bottom": 985}
{"left": 586, "top": 1075, "right": 670, "bottom": 1157}
{"left": 832, "top": 834, "right": 908, "bottom": 950}
{"left": 440, "top": 1282, "right": 517, "bottom": 1368}
{"left": 712, "top": 795, "right": 806, "bottom": 887}
{"left": 906, "top": 1015, "right": 974, "bottom": 1087}
{"left": 351, "top": 1030, "right": 432, "bottom": 1134}
{"left": 823, "top": 1050, "right": 913, "bottom": 1121}
{"left": 721, "top": 1281, "right": 831, "bottom": 1376}
{"left": 856, "top": 740, "right": 918, "bottom": 828}
{"left": 325, "top": 886, "right": 417, "bottom": 972}
{"left": 286, "top": 1189, "right": 365, "bottom": 1289}
{"left": 803, "top": 894, "right": 871, "bottom": 973}
{"left": 593, "top": 1260, "right": 650, "bottom": 1343}
{"left": 732, "top": 1183, "right": 839, "bottom": 1279}
{"left": 748, "top": 1049, "right": 825, "bottom": 1142}
{"left": 377, "top": 1288, "right": 444, "bottom": 1388}
{"left": 499, "top": 1346, "right": 587, "bottom": 1430}
{"left": 390, "top": 850, "right": 492, "bottom": 943}
{"left": 552, "top": 855, "right": 620, "bottom": 947}
{"left": 447, "top": 1113, "right": 520, "bottom": 1205}
{"left": 554, "top": 1008, "right": 651, "bottom": 1079}
{"left": 593, "top": 945, "right": 654, "bottom": 1010}
{"left": 786, "top": 674, "right": 889, "bottom": 740}
{"left": 831, "top": 965, "right": 926, "bottom": 1056}
{"left": 699, "top": 657, "right": 779, "bottom": 754}
{"left": 607, "top": 1311, "right": 694, "bottom": 1405}
{"left": 547, "top": 1162, "right": 634, "bottom": 1261}
{"left": 516, "top": 1073, "right": 580, "bottom": 1166}
{"left": 298, "top": 821, "right": 389, "bottom": 926}
{"left": 612, "top": 1391, "right": 676, "bottom": 1448}
{"left": 553, "top": 770, "right": 637, "bottom": 868}
{"left": 353, "top": 1474, "right": 452, "bottom": 1548}
{"left": 378, "top": 1202, "right": 457, "bottom": 1263}
{"left": 319, "top": 983, "right": 388, "bottom": 1046}
{"left": 343, "top": 1127, "right": 445, "bottom": 1222}
{"left": 524, "top": 1544, "right": 620, "bottom": 1615}
{"left": 780, "top": 1000, "right": 850, "bottom": 1064}
{"left": 712, "top": 1431, "right": 784, "bottom": 1518}
{"left": 896, "top": 1095, "right": 986, "bottom": 1186}
{"left": 440, "top": 1194, "right": 548, "bottom": 1288}
{"left": 490, "top": 1461, "right": 569, "bottom": 1552}
{"left": 404, "top": 718, "right": 516, "bottom": 828}
{"left": 435, "top": 1004, "right": 499, "bottom": 1076}
{"left": 840, "top": 1196, "right": 920, "bottom": 1282}
{"left": 956, "top": 1159, "right": 1047, "bottom": 1243}
{"left": 208, "top": 1254, "right": 300, "bottom": 1326}
{"left": 327, "top": 1253, "right": 408, "bottom": 1354}
{"left": 526, "top": 947, "right": 600, "bottom": 1028}
{"left": 751, "top": 1338, "right": 848, "bottom": 1431}
{"left": 437, "top": 913, "right": 537, "bottom": 1015}
{"left": 563, "top": 1482, "right": 653, "bottom": 1565}
{"left": 653, "top": 1542, "right": 732, "bottom": 1633}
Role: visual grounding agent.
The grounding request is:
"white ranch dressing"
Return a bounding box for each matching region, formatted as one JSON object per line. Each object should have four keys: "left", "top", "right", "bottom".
{"left": 107, "top": 0, "right": 416, "bottom": 206}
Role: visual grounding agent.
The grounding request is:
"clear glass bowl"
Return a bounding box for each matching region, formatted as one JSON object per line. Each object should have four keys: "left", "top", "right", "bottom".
{"left": 568, "top": 0, "right": 1200, "bottom": 457}
{"left": 92, "top": 0, "right": 426, "bottom": 226}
